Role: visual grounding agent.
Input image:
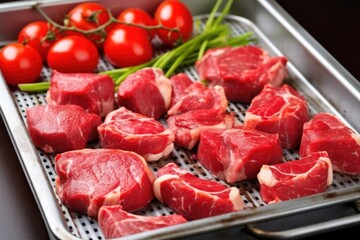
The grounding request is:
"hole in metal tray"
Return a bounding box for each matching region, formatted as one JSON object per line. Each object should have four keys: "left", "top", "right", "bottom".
{"left": 10, "top": 16, "right": 360, "bottom": 239}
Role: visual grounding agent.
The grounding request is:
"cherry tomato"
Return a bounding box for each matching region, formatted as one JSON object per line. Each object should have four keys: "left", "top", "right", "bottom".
{"left": 0, "top": 43, "right": 42, "bottom": 86}
{"left": 17, "top": 21, "right": 62, "bottom": 62}
{"left": 66, "top": 2, "right": 112, "bottom": 47}
{"left": 154, "top": 0, "right": 193, "bottom": 47}
{"left": 117, "top": 8, "right": 156, "bottom": 38}
{"left": 104, "top": 24, "right": 153, "bottom": 67}
{"left": 47, "top": 35, "right": 99, "bottom": 73}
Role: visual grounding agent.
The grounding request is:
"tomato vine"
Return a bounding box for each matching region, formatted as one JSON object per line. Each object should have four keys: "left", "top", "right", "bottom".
{"left": 32, "top": 2, "right": 180, "bottom": 45}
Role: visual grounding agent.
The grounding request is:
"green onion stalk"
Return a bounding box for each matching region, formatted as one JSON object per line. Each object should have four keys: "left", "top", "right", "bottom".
{"left": 18, "top": 0, "right": 255, "bottom": 92}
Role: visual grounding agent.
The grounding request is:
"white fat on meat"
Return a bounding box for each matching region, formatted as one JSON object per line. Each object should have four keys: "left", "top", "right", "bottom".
{"left": 153, "top": 174, "right": 180, "bottom": 202}
{"left": 154, "top": 174, "right": 243, "bottom": 211}
{"left": 145, "top": 142, "right": 174, "bottom": 162}
{"left": 153, "top": 163, "right": 244, "bottom": 220}
{"left": 258, "top": 156, "right": 333, "bottom": 188}
{"left": 257, "top": 165, "right": 278, "bottom": 187}
{"left": 154, "top": 69, "right": 172, "bottom": 109}
{"left": 257, "top": 152, "right": 333, "bottom": 204}
{"left": 352, "top": 132, "right": 360, "bottom": 146}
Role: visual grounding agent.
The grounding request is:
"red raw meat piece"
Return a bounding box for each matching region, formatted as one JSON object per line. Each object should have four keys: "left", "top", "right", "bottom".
{"left": 299, "top": 112, "right": 360, "bottom": 175}
{"left": 197, "top": 128, "right": 283, "bottom": 183}
{"left": 153, "top": 163, "right": 244, "bottom": 220}
{"left": 244, "top": 84, "right": 310, "bottom": 149}
{"left": 26, "top": 105, "right": 101, "bottom": 153}
{"left": 257, "top": 151, "right": 333, "bottom": 204}
{"left": 169, "top": 73, "right": 193, "bottom": 106}
{"left": 98, "top": 205, "right": 187, "bottom": 238}
{"left": 98, "top": 107, "right": 175, "bottom": 161}
{"left": 195, "top": 45, "right": 287, "bottom": 103}
{"left": 46, "top": 71, "right": 115, "bottom": 117}
{"left": 117, "top": 67, "right": 172, "bottom": 119}
{"left": 166, "top": 109, "right": 235, "bottom": 150}
{"left": 55, "top": 148, "right": 155, "bottom": 218}
{"left": 168, "top": 83, "right": 228, "bottom": 116}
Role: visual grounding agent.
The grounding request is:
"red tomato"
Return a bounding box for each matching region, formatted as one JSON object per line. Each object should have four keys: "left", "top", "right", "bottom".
{"left": 47, "top": 35, "right": 99, "bottom": 73}
{"left": 104, "top": 25, "right": 153, "bottom": 67}
{"left": 0, "top": 43, "right": 42, "bottom": 86}
{"left": 17, "top": 21, "right": 61, "bottom": 62}
{"left": 154, "top": 0, "right": 193, "bottom": 47}
{"left": 117, "top": 8, "right": 156, "bottom": 38}
{"left": 66, "top": 2, "right": 112, "bottom": 47}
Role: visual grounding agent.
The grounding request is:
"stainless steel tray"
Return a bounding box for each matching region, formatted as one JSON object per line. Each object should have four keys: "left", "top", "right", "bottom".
{"left": 1, "top": 1, "right": 360, "bottom": 240}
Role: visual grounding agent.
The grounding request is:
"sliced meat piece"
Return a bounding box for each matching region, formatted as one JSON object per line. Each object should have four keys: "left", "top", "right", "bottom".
{"left": 244, "top": 84, "right": 310, "bottom": 149}
{"left": 98, "top": 107, "right": 175, "bottom": 161}
{"left": 257, "top": 151, "right": 333, "bottom": 204}
{"left": 46, "top": 70, "right": 115, "bottom": 117}
{"left": 26, "top": 105, "right": 102, "bottom": 153}
{"left": 195, "top": 45, "right": 287, "bottom": 103}
{"left": 117, "top": 67, "right": 172, "bottom": 119}
{"left": 153, "top": 163, "right": 244, "bottom": 220}
{"left": 169, "top": 73, "right": 193, "bottom": 106}
{"left": 197, "top": 128, "right": 283, "bottom": 183}
{"left": 55, "top": 148, "right": 155, "bottom": 218}
{"left": 299, "top": 112, "right": 360, "bottom": 175}
{"left": 167, "top": 84, "right": 228, "bottom": 116}
{"left": 98, "top": 205, "right": 187, "bottom": 238}
{"left": 166, "top": 109, "right": 235, "bottom": 150}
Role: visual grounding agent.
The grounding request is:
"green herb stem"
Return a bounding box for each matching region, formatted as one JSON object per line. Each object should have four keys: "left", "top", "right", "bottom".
{"left": 204, "top": 0, "right": 223, "bottom": 31}
{"left": 18, "top": 81, "right": 50, "bottom": 92}
{"left": 213, "top": 0, "right": 233, "bottom": 28}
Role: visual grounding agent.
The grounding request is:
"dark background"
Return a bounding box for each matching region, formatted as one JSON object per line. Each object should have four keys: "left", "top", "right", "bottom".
{"left": 275, "top": 0, "right": 360, "bottom": 81}
{"left": 0, "top": 1, "right": 359, "bottom": 240}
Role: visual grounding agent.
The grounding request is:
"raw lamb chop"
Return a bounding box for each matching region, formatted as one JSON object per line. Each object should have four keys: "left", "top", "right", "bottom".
{"left": 26, "top": 105, "right": 101, "bottom": 153}
{"left": 153, "top": 163, "right": 244, "bottom": 220}
{"left": 197, "top": 128, "right": 283, "bottom": 183}
{"left": 299, "top": 112, "right": 360, "bottom": 175}
{"left": 117, "top": 67, "right": 172, "bottom": 119}
{"left": 244, "top": 84, "right": 310, "bottom": 149}
{"left": 98, "top": 205, "right": 187, "bottom": 238}
{"left": 55, "top": 148, "right": 155, "bottom": 218}
{"left": 195, "top": 45, "right": 287, "bottom": 103}
{"left": 166, "top": 109, "right": 235, "bottom": 150}
{"left": 257, "top": 151, "right": 333, "bottom": 204}
{"left": 98, "top": 107, "right": 175, "bottom": 161}
{"left": 46, "top": 71, "right": 115, "bottom": 117}
{"left": 167, "top": 84, "right": 228, "bottom": 116}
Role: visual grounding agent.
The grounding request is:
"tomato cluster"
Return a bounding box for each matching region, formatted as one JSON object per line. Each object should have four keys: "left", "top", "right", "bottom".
{"left": 0, "top": 0, "right": 193, "bottom": 87}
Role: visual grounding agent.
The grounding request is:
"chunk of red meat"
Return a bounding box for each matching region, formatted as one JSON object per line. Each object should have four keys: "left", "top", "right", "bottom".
{"left": 46, "top": 71, "right": 115, "bottom": 117}
{"left": 169, "top": 73, "right": 193, "bottom": 106}
{"left": 197, "top": 128, "right": 283, "bottom": 183}
{"left": 98, "top": 205, "right": 187, "bottom": 238}
{"left": 244, "top": 84, "right": 310, "bottom": 149}
{"left": 26, "top": 105, "right": 101, "bottom": 153}
{"left": 153, "top": 163, "right": 244, "bottom": 220}
{"left": 195, "top": 45, "right": 287, "bottom": 103}
{"left": 299, "top": 112, "right": 360, "bottom": 175}
{"left": 55, "top": 148, "right": 155, "bottom": 218}
{"left": 98, "top": 107, "right": 175, "bottom": 161}
{"left": 167, "top": 83, "right": 228, "bottom": 116}
{"left": 117, "top": 67, "right": 172, "bottom": 119}
{"left": 166, "top": 109, "right": 235, "bottom": 150}
{"left": 257, "top": 151, "right": 333, "bottom": 204}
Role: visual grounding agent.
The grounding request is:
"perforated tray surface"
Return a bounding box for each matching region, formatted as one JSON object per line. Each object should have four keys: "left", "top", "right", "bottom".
{"left": 10, "top": 16, "right": 360, "bottom": 239}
